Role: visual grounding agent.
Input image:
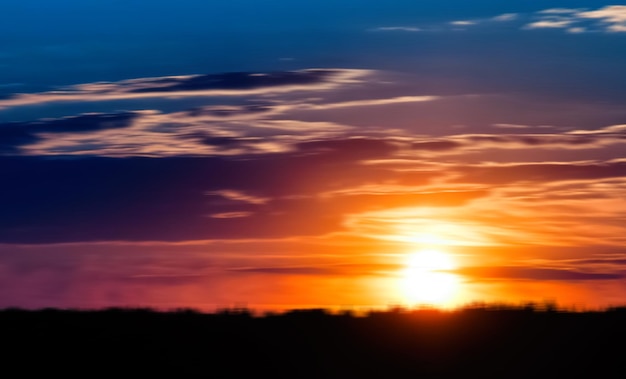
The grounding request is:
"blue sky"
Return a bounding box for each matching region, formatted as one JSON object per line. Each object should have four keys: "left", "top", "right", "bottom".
{"left": 1, "top": 1, "right": 626, "bottom": 310}
{"left": 1, "top": 1, "right": 620, "bottom": 91}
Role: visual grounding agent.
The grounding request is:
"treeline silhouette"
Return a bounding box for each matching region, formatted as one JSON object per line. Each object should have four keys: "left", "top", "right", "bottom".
{"left": 3, "top": 303, "right": 626, "bottom": 378}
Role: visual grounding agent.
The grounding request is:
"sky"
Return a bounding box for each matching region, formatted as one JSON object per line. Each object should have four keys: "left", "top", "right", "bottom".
{"left": 1, "top": 1, "right": 626, "bottom": 311}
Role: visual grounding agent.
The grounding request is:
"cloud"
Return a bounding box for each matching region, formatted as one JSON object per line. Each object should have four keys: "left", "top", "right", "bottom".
{"left": 456, "top": 133, "right": 624, "bottom": 149}
{"left": 226, "top": 262, "right": 404, "bottom": 277}
{"left": 295, "top": 138, "right": 399, "bottom": 160}
{"left": 1, "top": 92, "right": 438, "bottom": 159}
{"left": 608, "top": 24, "right": 626, "bottom": 32}
{"left": 525, "top": 20, "right": 574, "bottom": 29}
{"left": 0, "top": 148, "right": 486, "bottom": 244}
{"left": 410, "top": 140, "right": 464, "bottom": 152}
{"left": 0, "top": 69, "right": 372, "bottom": 109}
{"left": 458, "top": 266, "right": 623, "bottom": 281}
{"left": 124, "top": 71, "right": 339, "bottom": 94}
{"left": 0, "top": 112, "right": 139, "bottom": 154}
{"left": 228, "top": 265, "right": 342, "bottom": 276}
{"left": 298, "top": 95, "right": 440, "bottom": 110}
{"left": 578, "top": 5, "right": 626, "bottom": 24}
{"left": 568, "top": 124, "right": 626, "bottom": 134}
{"left": 493, "top": 123, "right": 549, "bottom": 129}
{"left": 209, "top": 212, "right": 254, "bottom": 219}
{"left": 370, "top": 26, "right": 422, "bottom": 32}
{"left": 368, "top": 6, "right": 626, "bottom": 35}
{"left": 0, "top": 120, "right": 623, "bottom": 250}
{"left": 7, "top": 106, "right": 355, "bottom": 157}
{"left": 568, "top": 257, "right": 626, "bottom": 268}
{"left": 454, "top": 159, "right": 626, "bottom": 185}
{"left": 450, "top": 20, "right": 476, "bottom": 26}
{"left": 540, "top": 255, "right": 626, "bottom": 275}
{"left": 413, "top": 174, "right": 626, "bottom": 248}
{"left": 491, "top": 13, "right": 518, "bottom": 22}
{"left": 399, "top": 128, "right": 626, "bottom": 158}
{"left": 4, "top": 95, "right": 624, "bottom": 162}
{"left": 2, "top": 69, "right": 443, "bottom": 158}
{"left": 567, "top": 27, "right": 587, "bottom": 34}
{"left": 469, "top": 126, "right": 626, "bottom": 148}
{"left": 370, "top": 13, "right": 516, "bottom": 34}
{"left": 525, "top": 5, "right": 626, "bottom": 33}
{"left": 539, "top": 8, "right": 584, "bottom": 15}
{"left": 207, "top": 190, "right": 270, "bottom": 205}
{"left": 182, "top": 103, "right": 278, "bottom": 119}
{"left": 450, "top": 14, "right": 517, "bottom": 27}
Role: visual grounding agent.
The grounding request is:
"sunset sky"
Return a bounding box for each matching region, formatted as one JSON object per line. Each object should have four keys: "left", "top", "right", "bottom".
{"left": 1, "top": 1, "right": 626, "bottom": 311}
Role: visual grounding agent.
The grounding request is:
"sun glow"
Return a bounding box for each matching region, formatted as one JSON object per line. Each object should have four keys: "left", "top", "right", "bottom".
{"left": 400, "top": 249, "right": 461, "bottom": 307}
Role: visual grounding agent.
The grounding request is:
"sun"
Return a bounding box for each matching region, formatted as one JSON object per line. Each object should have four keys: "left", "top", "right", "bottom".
{"left": 406, "top": 249, "right": 456, "bottom": 271}
{"left": 400, "top": 249, "right": 461, "bottom": 307}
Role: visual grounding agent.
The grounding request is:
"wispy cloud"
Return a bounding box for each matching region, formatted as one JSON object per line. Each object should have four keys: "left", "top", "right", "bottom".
{"left": 4, "top": 97, "right": 625, "bottom": 159}
{"left": 539, "top": 8, "right": 584, "bottom": 15}
{"left": 298, "top": 95, "right": 440, "bottom": 110}
{"left": 578, "top": 5, "right": 626, "bottom": 24}
{"left": 403, "top": 127, "right": 626, "bottom": 158}
{"left": 450, "top": 20, "right": 476, "bottom": 26}
{"left": 18, "top": 116, "right": 353, "bottom": 157}
{"left": 567, "top": 27, "right": 587, "bottom": 34}
{"left": 0, "top": 72, "right": 444, "bottom": 158}
{"left": 492, "top": 123, "right": 555, "bottom": 129}
{"left": 525, "top": 20, "right": 574, "bottom": 29}
{"left": 0, "top": 69, "right": 373, "bottom": 110}
{"left": 373, "top": 5, "right": 626, "bottom": 35}
{"left": 457, "top": 266, "right": 624, "bottom": 281}
{"left": 207, "top": 190, "right": 270, "bottom": 205}
{"left": 491, "top": 13, "right": 518, "bottom": 22}
{"left": 526, "top": 5, "right": 626, "bottom": 33}
{"left": 370, "top": 26, "right": 422, "bottom": 32}
{"left": 368, "top": 12, "right": 517, "bottom": 34}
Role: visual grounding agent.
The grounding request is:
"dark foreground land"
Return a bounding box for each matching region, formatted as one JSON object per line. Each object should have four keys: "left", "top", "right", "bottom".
{"left": 3, "top": 304, "right": 626, "bottom": 378}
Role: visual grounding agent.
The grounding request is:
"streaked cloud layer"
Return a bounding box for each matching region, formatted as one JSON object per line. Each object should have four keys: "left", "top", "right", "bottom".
{"left": 373, "top": 5, "right": 626, "bottom": 34}
{"left": 1, "top": 1, "right": 625, "bottom": 311}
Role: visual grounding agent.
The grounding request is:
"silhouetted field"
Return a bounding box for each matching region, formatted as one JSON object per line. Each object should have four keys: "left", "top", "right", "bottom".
{"left": 3, "top": 304, "right": 626, "bottom": 378}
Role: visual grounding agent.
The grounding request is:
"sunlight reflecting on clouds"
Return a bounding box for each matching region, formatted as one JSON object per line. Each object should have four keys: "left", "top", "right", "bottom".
{"left": 349, "top": 207, "right": 498, "bottom": 247}
{"left": 390, "top": 221, "right": 496, "bottom": 247}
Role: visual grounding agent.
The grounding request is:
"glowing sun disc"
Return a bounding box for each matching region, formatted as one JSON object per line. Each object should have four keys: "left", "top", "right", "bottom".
{"left": 406, "top": 249, "right": 456, "bottom": 271}
{"left": 400, "top": 249, "right": 460, "bottom": 306}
